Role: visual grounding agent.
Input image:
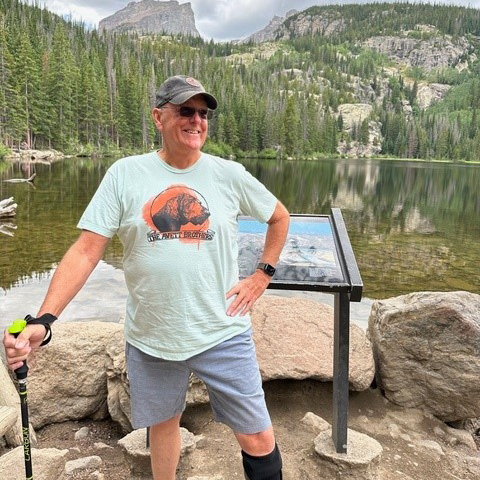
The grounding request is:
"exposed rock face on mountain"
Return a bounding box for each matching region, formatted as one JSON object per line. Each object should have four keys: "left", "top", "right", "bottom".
{"left": 99, "top": 0, "right": 199, "bottom": 37}
{"left": 242, "top": 9, "right": 298, "bottom": 44}
{"left": 277, "top": 10, "right": 348, "bottom": 40}
{"left": 243, "top": 10, "right": 348, "bottom": 43}
{"left": 336, "top": 104, "right": 383, "bottom": 158}
{"left": 363, "top": 35, "right": 472, "bottom": 71}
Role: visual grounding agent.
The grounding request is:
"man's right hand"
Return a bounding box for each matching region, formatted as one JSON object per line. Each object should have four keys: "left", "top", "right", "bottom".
{"left": 3, "top": 324, "right": 47, "bottom": 371}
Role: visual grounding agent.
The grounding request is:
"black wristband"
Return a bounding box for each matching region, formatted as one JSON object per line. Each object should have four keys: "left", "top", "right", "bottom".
{"left": 25, "top": 313, "right": 57, "bottom": 346}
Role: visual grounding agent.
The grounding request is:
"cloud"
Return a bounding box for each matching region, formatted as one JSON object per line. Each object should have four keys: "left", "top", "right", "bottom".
{"left": 190, "top": 0, "right": 317, "bottom": 40}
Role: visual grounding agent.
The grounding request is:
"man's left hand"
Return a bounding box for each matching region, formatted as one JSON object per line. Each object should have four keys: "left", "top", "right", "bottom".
{"left": 226, "top": 271, "right": 271, "bottom": 316}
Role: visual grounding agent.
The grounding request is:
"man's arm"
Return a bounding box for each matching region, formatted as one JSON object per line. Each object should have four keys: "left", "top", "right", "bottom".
{"left": 226, "top": 201, "right": 290, "bottom": 317}
{"left": 3, "top": 230, "right": 110, "bottom": 370}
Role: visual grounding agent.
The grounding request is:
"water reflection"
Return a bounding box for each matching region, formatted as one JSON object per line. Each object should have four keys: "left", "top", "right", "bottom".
{"left": 0, "top": 156, "right": 479, "bottom": 298}
{"left": 242, "top": 158, "right": 480, "bottom": 297}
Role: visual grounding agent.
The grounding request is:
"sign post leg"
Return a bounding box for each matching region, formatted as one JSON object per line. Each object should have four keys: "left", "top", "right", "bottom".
{"left": 332, "top": 291, "right": 350, "bottom": 453}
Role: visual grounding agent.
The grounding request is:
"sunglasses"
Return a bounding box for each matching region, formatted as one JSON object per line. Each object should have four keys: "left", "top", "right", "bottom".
{"left": 160, "top": 106, "right": 213, "bottom": 120}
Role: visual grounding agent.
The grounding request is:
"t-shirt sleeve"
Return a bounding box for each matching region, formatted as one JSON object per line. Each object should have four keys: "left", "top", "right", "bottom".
{"left": 77, "top": 170, "right": 122, "bottom": 238}
{"left": 238, "top": 166, "right": 277, "bottom": 223}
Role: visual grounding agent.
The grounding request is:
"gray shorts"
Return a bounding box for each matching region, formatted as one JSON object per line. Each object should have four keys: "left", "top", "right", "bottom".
{"left": 125, "top": 328, "right": 272, "bottom": 434}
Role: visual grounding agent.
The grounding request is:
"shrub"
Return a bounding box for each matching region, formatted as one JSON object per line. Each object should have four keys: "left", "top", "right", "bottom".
{"left": 0, "top": 143, "right": 10, "bottom": 160}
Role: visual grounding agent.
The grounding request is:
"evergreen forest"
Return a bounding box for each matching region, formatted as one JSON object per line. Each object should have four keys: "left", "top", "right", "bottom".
{"left": 1, "top": 0, "right": 480, "bottom": 161}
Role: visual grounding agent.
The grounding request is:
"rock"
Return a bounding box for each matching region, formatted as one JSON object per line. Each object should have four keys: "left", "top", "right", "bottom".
{"left": 336, "top": 104, "right": 382, "bottom": 158}
{"left": 241, "top": 10, "right": 298, "bottom": 43}
{"left": 0, "top": 359, "right": 36, "bottom": 447}
{"left": 465, "top": 456, "right": 480, "bottom": 476}
{"left": 276, "top": 11, "right": 347, "bottom": 40}
{"left": 449, "top": 417, "right": 480, "bottom": 435}
{"left": 301, "top": 412, "right": 331, "bottom": 433}
{"left": 0, "top": 406, "right": 17, "bottom": 439}
{"left": 445, "top": 427, "right": 476, "bottom": 450}
{"left": 338, "top": 103, "right": 373, "bottom": 130}
{"left": 416, "top": 83, "right": 451, "bottom": 109}
{"left": 99, "top": 0, "right": 200, "bottom": 37}
{"left": 363, "top": 35, "right": 471, "bottom": 71}
{"left": 251, "top": 296, "right": 375, "bottom": 390}
{"left": 65, "top": 456, "right": 102, "bottom": 475}
{"left": 74, "top": 426, "right": 90, "bottom": 441}
{"left": 105, "top": 328, "right": 131, "bottom": 433}
{"left": 89, "top": 472, "right": 105, "bottom": 480}
{"left": 368, "top": 291, "right": 480, "bottom": 422}
{"left": 93, "top": 441, "right": 114, "bottom": 450}
{"left": 414, "top": 439, "right": 444, "bottom": 460}
{"left": 0, "top": 446, "right": 68, "bottom": 480}
{"left": 107, "top": 296, "right": 374, "bottom": 431}
{"left": 118, "top": 427, "right": 195, "bottom": 476}
{"left": 28, "top": 322, "right": 122, "bottom": 428}
{"left": 314, "top": 428, "right": 383, "bottom": 480}
{"left": 5, "top": 149, "right": 65, "bottom": 162}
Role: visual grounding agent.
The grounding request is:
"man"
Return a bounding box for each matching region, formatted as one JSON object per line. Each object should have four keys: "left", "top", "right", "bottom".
{"left": 3, "top": 75, "right": 290, "bottom": 480}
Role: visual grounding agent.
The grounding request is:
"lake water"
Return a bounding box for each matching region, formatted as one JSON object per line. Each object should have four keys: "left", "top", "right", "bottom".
{"left": 0, "top": 156, "right": 479, "bottom": 330}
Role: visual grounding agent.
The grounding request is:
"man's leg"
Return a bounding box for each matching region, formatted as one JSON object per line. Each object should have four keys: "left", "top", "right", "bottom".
{"left": 236, "top": 427, "right": 282, "bottom": 480}
{"left": 188, "top": 330, "right": 282, "bottom": 479}
{"left": 149, "top": 414, "right": 182, "bottom": 480}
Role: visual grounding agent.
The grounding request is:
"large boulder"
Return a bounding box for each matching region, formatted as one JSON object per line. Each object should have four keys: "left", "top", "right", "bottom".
{"left": 28, "top": 296, "right": 375, "bottom": 431}
{"left": 0, "top": 359, "right": 36, "bottom": 446}
{"left": 28, "top": 321, "right": 122, "bottom": 428}
{"left": 106, "top": 296, "right": 374, "bottom": 431}
{"left": 368, "top": 291, "right": 480, "bottom": 421}
{"left": 0, "top": 447, "right": 68, "bottom": 480}
{"left": 252, "top": 295, "right": 375, "bottom": 390}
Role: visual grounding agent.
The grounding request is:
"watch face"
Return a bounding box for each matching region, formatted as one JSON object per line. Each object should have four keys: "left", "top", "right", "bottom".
{"left": 265, "top": 264, "right": 276, "bottom": 275}
{"left": 262, "top": 263, "right": 276, "bottom": 276}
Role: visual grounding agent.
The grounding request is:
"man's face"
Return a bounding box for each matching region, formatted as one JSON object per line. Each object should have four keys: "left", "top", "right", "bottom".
{"left": 153, "top": 95, "right": 209, "bottom": 153}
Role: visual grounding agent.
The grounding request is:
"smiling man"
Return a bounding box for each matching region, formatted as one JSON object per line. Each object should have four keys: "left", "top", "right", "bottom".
{"left": 3, "top": 75, "right": 289, "bottom": 480}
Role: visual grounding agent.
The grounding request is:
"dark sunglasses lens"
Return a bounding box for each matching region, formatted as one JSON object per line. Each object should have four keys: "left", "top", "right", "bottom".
{"left": 178, "top": 107, "right": 209, "bottom": 119}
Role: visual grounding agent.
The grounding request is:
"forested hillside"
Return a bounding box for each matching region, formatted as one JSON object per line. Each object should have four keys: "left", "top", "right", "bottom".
{"left": 1, "top": 0, "right": 480, "bottom": 160}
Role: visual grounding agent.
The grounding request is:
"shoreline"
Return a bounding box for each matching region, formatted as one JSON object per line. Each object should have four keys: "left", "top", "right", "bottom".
{"left": 2, "top": 148, "right": 480, "bottom": 165}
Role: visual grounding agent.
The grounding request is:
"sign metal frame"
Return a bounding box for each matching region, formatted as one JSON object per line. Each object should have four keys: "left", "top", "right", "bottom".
{"left": 238, "top": 207, "right": 363, "bottom": 454}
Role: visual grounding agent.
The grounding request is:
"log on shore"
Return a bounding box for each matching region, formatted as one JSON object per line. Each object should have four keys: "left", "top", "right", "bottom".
{"left": 0, "top": 197, "right": 17, "bottom": 218}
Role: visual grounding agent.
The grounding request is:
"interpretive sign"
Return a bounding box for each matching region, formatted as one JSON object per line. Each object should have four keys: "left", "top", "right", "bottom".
{"left": 238, "top": 208, "right": 363, "bottom": 453}
{"left": 239, "top": 216, "right": 344, "bottom": 284}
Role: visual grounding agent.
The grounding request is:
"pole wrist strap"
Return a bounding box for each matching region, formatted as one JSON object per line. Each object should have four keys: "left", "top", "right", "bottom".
{"left": 25, "top": 313, "right": 57, "bottom": 346}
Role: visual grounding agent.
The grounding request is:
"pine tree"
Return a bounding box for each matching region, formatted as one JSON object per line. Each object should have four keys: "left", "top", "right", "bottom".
{"left": 283, "top": 95, "right": 301, "bottom": 156}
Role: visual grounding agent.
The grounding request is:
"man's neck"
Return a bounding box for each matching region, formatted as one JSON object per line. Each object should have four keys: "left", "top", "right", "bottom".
{"left": 157, "top": 148, "right": 201, "bottom": 169}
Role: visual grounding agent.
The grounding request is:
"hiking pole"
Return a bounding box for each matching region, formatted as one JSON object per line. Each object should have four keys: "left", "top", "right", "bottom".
{"left": 8, "top": 319, "right": 34, "bottom": 480}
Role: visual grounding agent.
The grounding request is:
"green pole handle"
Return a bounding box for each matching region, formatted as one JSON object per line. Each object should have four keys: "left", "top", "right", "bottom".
{"left": 8, "top": 319, "right": 29, "bottom": 380}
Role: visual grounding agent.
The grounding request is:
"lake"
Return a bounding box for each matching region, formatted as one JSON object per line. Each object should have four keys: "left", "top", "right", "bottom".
{"left": 0, "top": 156, "right": 479, "bottom": 328}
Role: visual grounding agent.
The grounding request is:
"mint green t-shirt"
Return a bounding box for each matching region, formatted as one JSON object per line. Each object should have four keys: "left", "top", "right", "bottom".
{"left": 77, "top": 151, "right": 277, "bottom": 360}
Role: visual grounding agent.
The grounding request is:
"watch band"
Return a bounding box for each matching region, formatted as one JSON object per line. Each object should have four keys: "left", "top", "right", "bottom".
{"left": 257, "top": 262, "right": 276, "bottom": 277}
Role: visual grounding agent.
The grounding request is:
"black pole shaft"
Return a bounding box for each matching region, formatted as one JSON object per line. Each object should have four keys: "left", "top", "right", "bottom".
{"left": 332, "top": 291, "right": 350, "bottom": 454}
{"left": 18, "top": 381, "right": 33, "bottom": 480}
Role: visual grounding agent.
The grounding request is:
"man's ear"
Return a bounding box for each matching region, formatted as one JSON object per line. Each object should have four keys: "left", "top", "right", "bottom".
{"left": 152, "top": 108, "right": 163, "bottom": 131}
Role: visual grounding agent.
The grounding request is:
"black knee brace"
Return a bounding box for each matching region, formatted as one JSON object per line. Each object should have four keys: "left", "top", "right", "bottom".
{"left": 242, "top": 444, "right": 282, "bottom": 480}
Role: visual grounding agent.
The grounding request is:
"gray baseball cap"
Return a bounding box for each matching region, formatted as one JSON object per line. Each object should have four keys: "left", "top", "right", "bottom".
{"left": 155, "top": 75, "right": 218, "bottom": 110}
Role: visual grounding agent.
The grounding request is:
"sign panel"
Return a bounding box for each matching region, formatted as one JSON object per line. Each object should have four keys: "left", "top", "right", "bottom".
{"left": 238, "top": 216, "right": 345, "bottom": 284}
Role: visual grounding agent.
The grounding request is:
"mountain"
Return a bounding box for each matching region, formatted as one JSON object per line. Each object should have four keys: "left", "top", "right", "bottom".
{"left": 241, "top": 9, "right": 298, "bottom": 44}
{"left": 98, "top": 0, "right": 200, "bottom": 36}
{"left": 1, "top": 0, "right": 480, "bottom": 162}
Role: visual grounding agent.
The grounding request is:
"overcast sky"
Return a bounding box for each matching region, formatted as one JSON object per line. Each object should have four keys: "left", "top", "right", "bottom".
{"left": 25, "top": 0, "right": 480, "bottom": 41}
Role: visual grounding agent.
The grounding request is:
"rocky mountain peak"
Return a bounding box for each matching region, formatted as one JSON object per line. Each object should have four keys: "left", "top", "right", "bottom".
{"left": 99, "top": 0, "right": 200, "bottom": 37}
{"left": 242, "top": 9, "right": 298, "bottom": 44}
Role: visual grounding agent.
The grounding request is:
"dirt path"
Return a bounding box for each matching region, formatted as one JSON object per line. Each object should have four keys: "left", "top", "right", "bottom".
{"left": 3, "top": 380, "right": 478, "bottom": 479}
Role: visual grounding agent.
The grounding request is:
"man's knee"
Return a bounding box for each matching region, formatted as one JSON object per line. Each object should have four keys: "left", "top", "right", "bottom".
{"left": 242, "top": 443, "right": 282, "bottom": 480}
{"left": 150, "top": 415, "right": 181, "bottom": 437}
